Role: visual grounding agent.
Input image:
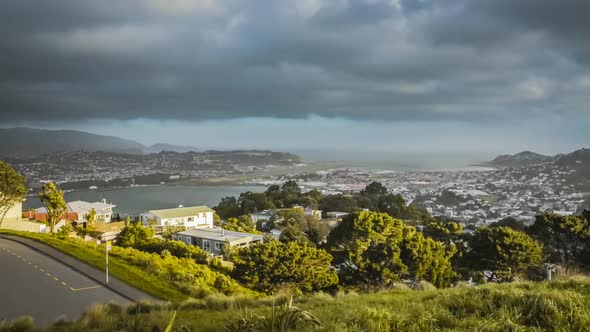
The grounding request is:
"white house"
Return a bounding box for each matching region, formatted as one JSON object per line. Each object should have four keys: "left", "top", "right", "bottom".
{"left": 34, "top": 199, "right": 116, "bottom": 223}
{"left": 68, "top": 199, "right": 116, "bottom": 223}
{"left": 141, "top": 206, "right": 214, "bottom": 229}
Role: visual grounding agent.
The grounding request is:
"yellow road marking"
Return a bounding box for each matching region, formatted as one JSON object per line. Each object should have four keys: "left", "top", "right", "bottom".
{"left": 46, "top": 272, "right": 52, "bottom": 277}
{"left": 53, "top": 277, "right": 59, "bottom": 281}
{"left": 70, "top": 285, "right": 102, "bottom": 292}
{"left": 61, "top": 282, "right": 67, "bottom": 286}
{"left": 34, "top": 265, "right": 38, "bottom": 268}
{"left": 27, "top": 261, "right": 32, "bottom": 264}
{"left": 40, "top": 269, "right": 45, "bottom": 272}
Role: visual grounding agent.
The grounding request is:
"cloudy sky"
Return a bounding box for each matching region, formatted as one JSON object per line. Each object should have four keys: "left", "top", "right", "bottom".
{"left": 1, "top": 0, "right": 589, "bottom": 161}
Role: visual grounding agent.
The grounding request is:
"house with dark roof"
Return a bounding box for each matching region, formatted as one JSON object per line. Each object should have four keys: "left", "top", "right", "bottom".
{"left": 172, "top": 227, "right": 263, "bottom": 255}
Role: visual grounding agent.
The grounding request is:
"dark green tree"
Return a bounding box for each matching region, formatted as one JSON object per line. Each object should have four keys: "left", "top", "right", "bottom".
{"left": 214, "top": 196, "right": 241, "bottom": 219}
{"left": 232, "top": 240, "right": 338, "bottom": 293}
{"left": 361, "top": 182, "right": 388, "bottom": 197}
{"left": 264, "top": 185, "right": 282, "bottom": 206}
{"left": 239, "top": 192, "right": 275, "bottom": 214}
{"left": 304, "top": 189, "right": 323, "bottom": 207}
{"left": 280, "top": 181, "right": 304, "bottom": 207}
{"left": 377, "top": 194, "right": 408, "bottom": 219}
{"left": 528, "top": 213, "right": 590, "bottom": 267}
{"left": 319, "top": 194, "right": 358, "bottom": 213}
{"left": 463, "top": 226, "right": 544, "bottom": 282}
{"left": 281, "top": 180, "right": 301, "bottom": 197}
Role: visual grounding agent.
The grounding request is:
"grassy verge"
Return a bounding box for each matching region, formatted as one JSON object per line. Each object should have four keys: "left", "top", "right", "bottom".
{"left": 5, "top": 276, "right": 586, "bottom": 331}
{"left": 0, "top": 230, "right": 187, "bottom": 301}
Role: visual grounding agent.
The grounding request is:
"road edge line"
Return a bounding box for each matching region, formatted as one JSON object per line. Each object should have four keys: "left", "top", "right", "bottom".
{"left": 0, "top": 234, "right": 143, "bottom": 303}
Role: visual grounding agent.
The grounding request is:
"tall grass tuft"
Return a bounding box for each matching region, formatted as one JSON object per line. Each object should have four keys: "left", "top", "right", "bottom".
{"left": 0, "top": 316, "right": 35, "bottom": 332}
{"left": 224, "top": 297, "right": 321, "bottom": 332}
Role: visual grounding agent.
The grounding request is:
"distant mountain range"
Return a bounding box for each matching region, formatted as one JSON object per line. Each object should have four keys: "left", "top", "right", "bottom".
{"left": 482, "top": 149, "right": 589, "bottom": 169}
{"left": 0, "top": 128, "right": 200, "bottom": 157}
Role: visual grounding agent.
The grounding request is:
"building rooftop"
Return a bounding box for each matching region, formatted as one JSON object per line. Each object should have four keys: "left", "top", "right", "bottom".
{"left": 35, "top": 200, "right": 115, "bottom": 215}
{"left": 176, "top": 227, "right": 263, "bottom": 244}
{"left": 147, "top": 206, "right": 214, "bottom": 219}
{"left": 68, "top": 200, "right": 115, "bottom": 215}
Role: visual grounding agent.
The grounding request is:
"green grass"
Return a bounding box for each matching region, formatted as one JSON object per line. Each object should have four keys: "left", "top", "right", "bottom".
{"left": 3, "top": 230, "right": 590, "bottom": 331}
{"left": 0, "top": 230, "right": 187, "bottom": 301}
{"left": 5, "top": 276, "right": 586, "bottom": 332}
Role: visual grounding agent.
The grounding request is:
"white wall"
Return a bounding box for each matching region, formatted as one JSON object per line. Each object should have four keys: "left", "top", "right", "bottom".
{"left": 142, "top": 211, "right": 213, "bottom": 228}
{"left": 2, "top": 201, "right": 22, "bottom": 223}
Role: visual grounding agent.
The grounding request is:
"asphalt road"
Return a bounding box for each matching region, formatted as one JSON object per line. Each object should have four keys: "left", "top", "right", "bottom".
{"left": 0, "top": 238, "right": 130, "bottom": 327}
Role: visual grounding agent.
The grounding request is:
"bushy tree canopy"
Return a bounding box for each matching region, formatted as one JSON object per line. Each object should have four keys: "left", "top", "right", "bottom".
{"left": 39, "top": 182, "right": 67, "bottom": 234}
{"left": 528, "top": 213, "right": 590, "bottom": 267}
{"left": 224, "top": 215, "right": 259, "bottom": 234}
{"left": 231, "top": 240, "right": 338, "bottom": 293}
{"left": 329, "top": 211, "right": 457, "bottom": 288}
{"left": 463, "top": 226, "right": 544, "bottom": 282}
{"left": 115, "top": 223, "right": 154, "bottom": 247}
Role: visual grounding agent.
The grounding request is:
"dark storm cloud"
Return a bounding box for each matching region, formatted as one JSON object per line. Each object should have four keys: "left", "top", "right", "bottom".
{"left": 1, "top": 0, "right": 589, "bottom": 123}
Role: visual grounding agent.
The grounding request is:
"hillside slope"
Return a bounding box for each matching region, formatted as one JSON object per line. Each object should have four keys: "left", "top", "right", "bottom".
{"left": 15, "top": 276, "right": 590, "bottom": 331}
{"left": 0, "top": 128, "right": 146, "bottom": 157}
{"left": 484, "top": 151, "right": 554, "bottom": 168}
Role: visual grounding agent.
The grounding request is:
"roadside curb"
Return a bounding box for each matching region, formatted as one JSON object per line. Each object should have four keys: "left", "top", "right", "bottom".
{"left": 0, "top": 234, "right": 158, "bottom": 303}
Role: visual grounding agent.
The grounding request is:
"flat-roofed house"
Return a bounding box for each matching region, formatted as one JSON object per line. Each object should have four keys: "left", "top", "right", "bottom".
{"left": 141, "top": 206, "right": 214, "bottom": 229}
{"left": 172, "top": 227, "right": 263, "bottom": 255}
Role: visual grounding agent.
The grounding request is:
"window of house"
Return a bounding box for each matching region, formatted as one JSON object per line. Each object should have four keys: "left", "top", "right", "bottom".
{"left": 202, "top": 240, "right": 210, "bottom": 251}
{"left": 187, "top": 217, "right": 194, "bottom": 222}
{"left": 186, "top": 237, "right": 191, "bottom": 244}
{"left": 215, "top": 242, "right": 224, "bottom": 251}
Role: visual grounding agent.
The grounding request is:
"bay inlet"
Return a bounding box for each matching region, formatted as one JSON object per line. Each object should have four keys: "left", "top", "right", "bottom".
{"left": 23, "top": 185, "right": 267, "bottom": 216}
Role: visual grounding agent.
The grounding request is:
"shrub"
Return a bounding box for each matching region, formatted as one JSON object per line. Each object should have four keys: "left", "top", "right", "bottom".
{"left": 55, "top": 224, "right": 72, "bottom": 239}
{"left": 138, "top": 238, "right": 208, "bottom": 264}
{"left": 224, "top": 299, "right": 321, "bottom": 332}
{"left": 0, "top": 316, "right": 35, "bottom": 332}
{"left": 414, "top": 280, "right": 437, "bottom": 291}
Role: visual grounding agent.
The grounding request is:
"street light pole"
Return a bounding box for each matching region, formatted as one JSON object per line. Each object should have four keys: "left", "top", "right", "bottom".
{"left": 106, "top": 240, "right": 111, "bottom": 283}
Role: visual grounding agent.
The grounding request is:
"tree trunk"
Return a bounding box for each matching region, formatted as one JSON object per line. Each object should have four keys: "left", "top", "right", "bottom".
{"left": 0, "top": 207, "right": 9, "bottom": 229}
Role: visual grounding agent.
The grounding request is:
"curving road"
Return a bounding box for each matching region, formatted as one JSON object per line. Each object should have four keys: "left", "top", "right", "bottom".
{"left": 0, "top": 238, "right": 130, "bottom": 327}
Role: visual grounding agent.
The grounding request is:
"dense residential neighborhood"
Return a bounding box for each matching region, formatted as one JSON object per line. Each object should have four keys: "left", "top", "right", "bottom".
{"left": 246, "top": 149, "right": 590, "bottom": 226}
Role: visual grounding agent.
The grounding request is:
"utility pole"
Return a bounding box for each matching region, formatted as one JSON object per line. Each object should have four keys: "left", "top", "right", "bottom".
{"left": 545, "top": 263, "right": 556, "bottom": 281}
{"left": 106, "top": 240, "right": 112, "bottom": 283}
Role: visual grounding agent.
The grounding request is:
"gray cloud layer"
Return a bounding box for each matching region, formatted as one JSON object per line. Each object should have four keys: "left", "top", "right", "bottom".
{"left": 1, "top": 0, "right": 590, "bottom": 123}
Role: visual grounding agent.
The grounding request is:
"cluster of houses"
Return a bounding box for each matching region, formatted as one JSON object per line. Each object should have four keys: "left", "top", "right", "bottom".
{"left": 0, "top": 198, "right": 281, "bottom": 257}
{"left": 139, "top": 205, "right": 263, "bottom": 256}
